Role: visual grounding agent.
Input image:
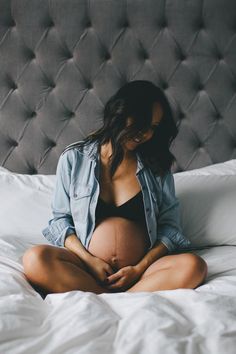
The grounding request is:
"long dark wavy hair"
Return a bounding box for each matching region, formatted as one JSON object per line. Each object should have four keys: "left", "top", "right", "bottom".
{"left": 63, "top": 80, "right": 178, "bottom": 179}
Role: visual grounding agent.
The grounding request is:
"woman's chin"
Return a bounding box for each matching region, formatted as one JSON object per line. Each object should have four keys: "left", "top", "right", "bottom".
{"left": 125, "top": 141, "right": 139, "bottom": 150}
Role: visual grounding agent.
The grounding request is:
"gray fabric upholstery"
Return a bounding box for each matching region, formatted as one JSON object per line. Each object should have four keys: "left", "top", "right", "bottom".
{"left": 0, "top": 0, "right": 236, "bottom": 174}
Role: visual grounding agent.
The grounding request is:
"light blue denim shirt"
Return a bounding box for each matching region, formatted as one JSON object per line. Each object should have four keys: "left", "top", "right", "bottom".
{"left": 42, "top": 140, "right": 191, "bottom": 253}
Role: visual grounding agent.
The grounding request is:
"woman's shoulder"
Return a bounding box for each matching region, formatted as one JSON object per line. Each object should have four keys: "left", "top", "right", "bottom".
{"left": 61, "top": 139, "right": 87, "bottom": 155}
{"left": 62, "top": 139, "right": 98, "bottom": 156}
{"left": 58, "top": 140, "right": 99, "bottom": 172}
{"left": 56, "top": 140, "right": 98, "bottom": 173}
{"left": 150, "top": 169, "right": 173, "bottom": 192}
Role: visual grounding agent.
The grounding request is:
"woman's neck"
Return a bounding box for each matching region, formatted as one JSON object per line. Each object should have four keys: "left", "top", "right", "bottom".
{"left": 100, "top": 141, "right": 136, "bottom": 162}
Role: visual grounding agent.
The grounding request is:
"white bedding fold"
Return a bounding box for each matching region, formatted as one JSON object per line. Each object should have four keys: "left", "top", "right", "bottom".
{"left": 1, "top": 238, "right": 236, "bottom": 354}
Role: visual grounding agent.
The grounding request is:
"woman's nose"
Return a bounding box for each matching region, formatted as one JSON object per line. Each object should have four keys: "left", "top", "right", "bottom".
{"left": 142, "top": 129, "right": 153, "bottom": 140}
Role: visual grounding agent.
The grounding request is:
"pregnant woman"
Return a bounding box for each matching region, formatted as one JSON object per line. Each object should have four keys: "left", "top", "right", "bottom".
{"left": 23, "top": 80, "right": 207, "bottom": 296}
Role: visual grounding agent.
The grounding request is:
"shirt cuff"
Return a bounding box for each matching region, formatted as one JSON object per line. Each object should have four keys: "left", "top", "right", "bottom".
{"left": 158, "top": 236, "right": 175, "bottom": 252}
{"left": 42, "top": 219, "right": 76, "bottom": 247}
{"left": 61, "top": 227, "right": 76, "bottom": 247}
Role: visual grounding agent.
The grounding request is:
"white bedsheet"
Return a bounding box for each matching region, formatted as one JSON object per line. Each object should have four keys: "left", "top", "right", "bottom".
{"left": 1, "top": 234, "right": 236, "bottom": 354}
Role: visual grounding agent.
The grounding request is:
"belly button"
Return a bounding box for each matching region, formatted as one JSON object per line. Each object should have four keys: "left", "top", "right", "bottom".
{"left": 111, "top": 256, "right": 117, "bottom": 264}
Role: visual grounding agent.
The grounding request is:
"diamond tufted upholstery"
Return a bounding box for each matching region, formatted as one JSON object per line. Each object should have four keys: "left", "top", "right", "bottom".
{"left": 0, "top": 0, "right": 236, "bottom": 174}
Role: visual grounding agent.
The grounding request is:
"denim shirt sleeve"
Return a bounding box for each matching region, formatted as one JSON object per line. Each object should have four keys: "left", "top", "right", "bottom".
{"left": 156, "top": 171, "right": 191, "bottom": 253}
{"left": 42, "top": 151, "right": 76, "bottom": 247}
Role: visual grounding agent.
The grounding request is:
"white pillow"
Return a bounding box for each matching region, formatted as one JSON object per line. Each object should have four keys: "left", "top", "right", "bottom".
{"left": 174, "top": 174, "right": 236, "bottom": 248}
{"left": 1, "top": 162, "right": 236, "bottom": 249}
{"left": 0, "top": 166, "right": 14, "bottom": 173}
{"left": 174, "top": 159, "right": 236, "bottom": 176}
{"left": 0, "top": 167, "right": 55, "bottom": 244}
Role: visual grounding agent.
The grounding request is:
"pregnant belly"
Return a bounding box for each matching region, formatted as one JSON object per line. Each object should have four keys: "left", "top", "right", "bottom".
{"left": 88, "top": 217, "right": 150, "bottom": 271}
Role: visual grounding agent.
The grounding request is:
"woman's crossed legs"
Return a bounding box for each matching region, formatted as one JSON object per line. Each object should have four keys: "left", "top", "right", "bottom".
{"left": 22, "top": 245, "right": 207, "bottom": 296}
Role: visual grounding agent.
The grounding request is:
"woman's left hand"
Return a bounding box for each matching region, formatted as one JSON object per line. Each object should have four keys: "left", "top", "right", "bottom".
{"left": 104, "top": 265, "right": 141, "bottom": 291}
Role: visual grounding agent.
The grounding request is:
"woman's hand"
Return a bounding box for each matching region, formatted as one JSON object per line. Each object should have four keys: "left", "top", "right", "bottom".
{"left": 104, "top": 265, "right": 141, "bottom": 291}
{"left": 85, "top": 256, "right": 115, "bottom": 284}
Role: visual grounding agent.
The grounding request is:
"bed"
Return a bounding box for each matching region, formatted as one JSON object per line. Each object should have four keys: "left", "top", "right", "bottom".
{"left": 1, "top": 0, "right": 236, "bottom": 353}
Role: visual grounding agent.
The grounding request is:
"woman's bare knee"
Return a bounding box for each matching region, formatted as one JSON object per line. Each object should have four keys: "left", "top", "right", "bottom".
{"left": 22, "top": 245, "right": 55, "bottom": 281}
{"left": 183, "top": 254, "right": 207, "bottom": 276}
{"left": 179, "top": 253, "right": 208, "bottom": 288}
{"left": 23, "top": 244, "right": 84, "bottom": 267}
{"left": 22, "top": 244, "right": 90, "bottom": 285}
{"left": 22, "top": 244, "right": 109, "bottom": 294}
{"left": 23, "top": 245, "right": 55, "bottom": 268}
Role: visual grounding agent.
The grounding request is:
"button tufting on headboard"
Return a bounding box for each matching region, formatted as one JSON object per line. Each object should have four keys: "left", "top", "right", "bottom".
{"left": 30, "top": 168, "right": 37, "bottom": 174}
{"left": 12, "top": 141, "right": 18, "bottom": 147}
{"left": 86, "top": 20, "right": 92, "bottom": 28}
{"left": 11, "top": 82, "right": 18, "bottom": 90}
{"left": 0, "top": 0, "right": 235, "bottom": 174}
{"left": 48, "top": 19, "right": 54, "bottom": 27}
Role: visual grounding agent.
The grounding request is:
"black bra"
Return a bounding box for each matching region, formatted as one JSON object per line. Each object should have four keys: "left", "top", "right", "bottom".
{"left": 95, "top": 190, "right": 147, "bottom": 226}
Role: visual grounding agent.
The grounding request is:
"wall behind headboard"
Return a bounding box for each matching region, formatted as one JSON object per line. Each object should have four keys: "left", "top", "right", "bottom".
{"left": 0, "top": 0, "right": 236, "bottom": 174}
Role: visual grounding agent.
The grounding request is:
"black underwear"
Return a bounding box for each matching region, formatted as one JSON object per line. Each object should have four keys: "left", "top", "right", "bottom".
{"left": 95, "top": 190, "right": 147, "bottom": 226}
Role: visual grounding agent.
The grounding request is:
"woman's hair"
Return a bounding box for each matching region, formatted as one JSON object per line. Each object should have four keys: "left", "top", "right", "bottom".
{"left": 63, "top": 80, "right": 178, "bottom": 179}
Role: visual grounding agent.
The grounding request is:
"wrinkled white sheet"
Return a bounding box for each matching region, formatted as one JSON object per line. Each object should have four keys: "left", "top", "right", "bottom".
{"left": 0, "top": 234, "right": 236, "bottom": 354}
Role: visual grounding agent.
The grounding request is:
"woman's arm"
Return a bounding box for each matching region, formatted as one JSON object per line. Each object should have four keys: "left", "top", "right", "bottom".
{"left": 155, "top": 171, "right": 191, "bottom": 252}
{"left": 134, "top": 171, "right": 191, "bottom": 275}
{"left": 65, "top": 233, "right": 94, "bottom": 263}
{"left": 135, "top": 240, "right": 168, "bottom": 274}
{"left": 42, "top": 151, "right": 77, "bottom": 247}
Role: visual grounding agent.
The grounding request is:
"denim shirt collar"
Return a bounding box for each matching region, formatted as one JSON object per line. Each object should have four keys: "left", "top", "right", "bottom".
{"left": 84, "top": 139, "right": 145, "bottom": 174}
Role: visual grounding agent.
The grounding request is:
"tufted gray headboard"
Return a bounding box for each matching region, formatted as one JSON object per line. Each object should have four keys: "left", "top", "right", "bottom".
{"left": 0, "top": 0, "right": 236, "bottom": 174}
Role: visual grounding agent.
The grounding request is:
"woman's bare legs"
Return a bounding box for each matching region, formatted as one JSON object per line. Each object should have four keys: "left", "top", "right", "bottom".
{"left": 22, "top": 245, "right": 112, "bottom": 295}
{"left": 126, "top": 253, "right": 208, "bottom": 292}
{"left": 23, "top": 246, "right": 207, "bottom": 295}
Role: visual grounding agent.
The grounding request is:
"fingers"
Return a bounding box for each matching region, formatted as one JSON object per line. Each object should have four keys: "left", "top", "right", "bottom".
{"left": 105, "top": 278, "right": 124, "bottom": 290}
{"left": 107, "top": 270, "right": 122, "bottom": 283}
{"left": 101, "top": 265, "right": 116, "bottom": 284}
{"left": 106, "top": 265, "right": 116, "bottom": 275}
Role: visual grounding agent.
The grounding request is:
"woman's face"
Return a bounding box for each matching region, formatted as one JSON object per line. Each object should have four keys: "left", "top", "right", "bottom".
{"left": 123, "top": 102, "right": 163, "bottom": 151}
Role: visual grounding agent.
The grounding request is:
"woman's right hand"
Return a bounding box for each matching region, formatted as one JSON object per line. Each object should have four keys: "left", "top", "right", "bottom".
{"left": 85, "top": 256, "right": 115, "bottom": 284}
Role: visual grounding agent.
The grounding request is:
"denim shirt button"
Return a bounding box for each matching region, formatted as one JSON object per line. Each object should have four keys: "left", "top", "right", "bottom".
{"left": 74, "top": 193, "right": 78, "bottom": 198}
{"left": 146, "top": 208, "right": 150, "bottom": 212}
